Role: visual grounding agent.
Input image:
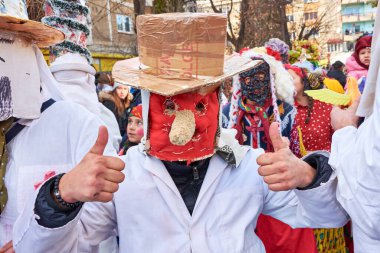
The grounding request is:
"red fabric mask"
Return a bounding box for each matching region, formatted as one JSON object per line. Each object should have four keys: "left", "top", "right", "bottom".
{"left": 148, "top": 90, "right": 219, "bottom": 162}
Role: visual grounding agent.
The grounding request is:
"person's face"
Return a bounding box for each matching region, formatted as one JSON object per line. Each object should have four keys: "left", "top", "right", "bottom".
{"left": 116, "top": 85, "right": 129, "bottom": 100}
{"left": 127, "top": 116, "right": 144, "bottom": 143}
{"left": 359, "top": 47, "right": 371, "bottom": 66}
{"left": 288, "top": 69, "right": 303, "bottom": 97}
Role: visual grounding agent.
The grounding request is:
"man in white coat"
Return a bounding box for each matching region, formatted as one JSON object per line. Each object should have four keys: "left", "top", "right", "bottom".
{"left": 329, "top": 6, "right": 380, "bottom": 252}
{"left": 0, "top": 1, "right": 123, "bottom": 252}
{"left": 12, "top": 13, "right": 348, "bottom": 253}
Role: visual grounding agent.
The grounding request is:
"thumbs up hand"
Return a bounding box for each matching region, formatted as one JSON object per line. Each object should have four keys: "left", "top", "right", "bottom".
{"left": 58, "top": 126, "right": 126, "bottom": 203}
{"left": 257, "top": 123, "right": 316, "bottom": 191}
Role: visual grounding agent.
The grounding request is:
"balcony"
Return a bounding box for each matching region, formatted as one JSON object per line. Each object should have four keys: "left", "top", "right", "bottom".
{"left": 343, "top": 33, "right": 363, "bottom": 42}
{"left": 342, "top": 0, "right": 368, "bottom": 4}
{"left": 342, "top": 12, "right": 376, "bottom": 23}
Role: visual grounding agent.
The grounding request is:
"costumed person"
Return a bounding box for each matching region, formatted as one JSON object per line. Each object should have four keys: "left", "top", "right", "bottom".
{"left": 0, "top": 1, "right": 122, "bottom": 252}
{"left": 43, "top": 0, "right": 121, "bottom": 151}
{"left": 118, "top": 105, "right": 143, "bottom": 156}
{"left": 345, "top": 35, "right": 372, "bottom": 93}
{"left": 99, "top": 82, "right": 133, "bottom": 135}
{"left": 43, "top": 1, "right": 122, "bottom": 251}
{"left": 225, "top": 50, "right": 317, "bottom": 253}
{"left": 12, "top": 13, "right": 348, "bottom": 253}
{"left": 286, "top": 65, "right": 347, "bottom": 253}
{"left": 329, "top": 6, "right": 380, "bottom": 252}
{"left": 225, "top": 50, "right": 296, "bottom": 151}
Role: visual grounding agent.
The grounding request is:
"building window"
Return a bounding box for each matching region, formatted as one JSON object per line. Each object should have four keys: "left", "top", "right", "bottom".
{"left": 304, "top": 0, "right": 318, "bottom": 3}
{"left": 328, "top": 43, "right": 343, "bottom": 53}
{"left": 116, "top": 14, "right": 133, "bottom": 33}
{"left": 304, "top": 12, "right": 318, "bottom": 20}
{"left": 287, "top": 15, "right": 294, "bottom": 22}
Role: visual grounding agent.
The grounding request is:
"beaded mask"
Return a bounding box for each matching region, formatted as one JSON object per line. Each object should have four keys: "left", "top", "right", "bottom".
{"left": 239, "top": 61, "right": 271, "bottom": 106}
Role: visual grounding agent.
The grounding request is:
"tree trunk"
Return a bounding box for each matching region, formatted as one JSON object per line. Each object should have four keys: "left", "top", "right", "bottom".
{"left": 235, "top": 0, "right": 289, "bottom": 51}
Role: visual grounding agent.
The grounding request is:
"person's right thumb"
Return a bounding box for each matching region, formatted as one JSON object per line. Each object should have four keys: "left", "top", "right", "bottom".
{"left": 348, "top": 97, "right": 361, "bottom": 113}
{"left": 90, "top": 126, "right": 109, "bottom": 155}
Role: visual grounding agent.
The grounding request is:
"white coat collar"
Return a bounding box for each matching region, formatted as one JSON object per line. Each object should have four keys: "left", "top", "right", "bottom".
{"left": 143, "top": 152, "right": 228, "bottom": 223}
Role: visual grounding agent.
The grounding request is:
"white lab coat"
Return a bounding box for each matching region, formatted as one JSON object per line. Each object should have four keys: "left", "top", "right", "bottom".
{"left": 329, "top": 7, "right": 380, "bottom": 252}
{"left": 0, "top": 100, "right": 116, "bottom": 247}
{"left": 13, "top": 146, "right": 348, "bottom": 253}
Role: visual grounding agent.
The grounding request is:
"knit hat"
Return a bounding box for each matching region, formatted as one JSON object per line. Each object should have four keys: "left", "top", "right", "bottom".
{"left": 353, "top": 35, "right": 372, "bottom": 70}
{"left": 129, "top": 104, "right": 142, "bottom": 119}
{"left": 285, "top": 64, "right": 305, "bottom": 79}
{"left": 113, "top": 82, "right": 130, "bottom": 91}
{"left": 285, "top": 65, "right": 323, "bottom": 90}
{"left": 43, "top": 0, "right": 92, "bottom": 62}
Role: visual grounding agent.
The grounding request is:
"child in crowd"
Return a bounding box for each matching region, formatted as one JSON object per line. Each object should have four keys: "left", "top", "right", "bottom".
{"left": 119, "top": 105, "right": 144, "bottom": 155}
{"left": 346, "top": 35, "right": 372, "bottom": 92}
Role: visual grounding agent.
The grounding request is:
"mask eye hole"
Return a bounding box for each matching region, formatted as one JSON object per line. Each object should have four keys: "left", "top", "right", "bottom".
{"left": 254, "top": 72, "right": 265, "bottom": 81}
{"left": 165, "top": 99, "right": 175, "bottom": 110}
{"left": 196, "top": 101, "right": 205, "bottom": 112}
{"left": 164, "top": 99, "right": 176, "bottom": 115}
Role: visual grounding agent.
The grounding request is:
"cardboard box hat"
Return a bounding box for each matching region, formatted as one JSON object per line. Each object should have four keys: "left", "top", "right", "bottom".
{"left": 113, "top": 13, "right": 260, "bottom": 96}
{"left": 0, "top": 0, "right": 64, "bottom": 47}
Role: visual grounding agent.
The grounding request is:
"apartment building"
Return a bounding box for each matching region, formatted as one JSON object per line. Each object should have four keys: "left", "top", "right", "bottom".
{"left": 286, "top": 0, "right": 343, "bottom": 57}
{"left": 341, "top": 0, "right": 377, "bottom": 51}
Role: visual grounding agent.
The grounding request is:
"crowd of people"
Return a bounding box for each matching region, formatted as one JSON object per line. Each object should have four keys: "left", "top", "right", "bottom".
{"left": 0, "top": 1, "right": 379, "bottom": 253}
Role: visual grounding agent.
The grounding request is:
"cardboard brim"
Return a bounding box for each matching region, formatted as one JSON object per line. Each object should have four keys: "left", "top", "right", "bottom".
{"left": 0, "top": 15, "right": 65, "bottom": 47}
{"left": 112, "top": 54, "right": 262, "bottom": 96}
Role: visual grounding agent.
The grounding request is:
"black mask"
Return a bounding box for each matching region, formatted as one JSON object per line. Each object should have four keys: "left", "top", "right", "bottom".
{"left": 239, "top": 62, "right": 271, "bottom": 106}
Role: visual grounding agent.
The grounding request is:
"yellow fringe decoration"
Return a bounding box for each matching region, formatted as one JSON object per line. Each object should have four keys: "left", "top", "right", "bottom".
{"left": 314, "top": 228, "right": 346, "bottom": 253}
{"left": 297, "top": 126, "right": 308, "bottom": 157}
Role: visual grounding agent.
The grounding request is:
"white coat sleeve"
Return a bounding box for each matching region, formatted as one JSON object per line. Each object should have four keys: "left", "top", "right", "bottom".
{"left": 328, "top": 9, "right": 380, "bottom": 248}
{"left": 12, "top": 104, "right": 119, "bottom": 252}
{"left": 13, "top": 193, "right": 117, "bottom": 253}
{"left": 329, "top": 72, "right": 380, "bottom": 245}
{"left": 262, "top": 168, "right": 349, "bottom": 229}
